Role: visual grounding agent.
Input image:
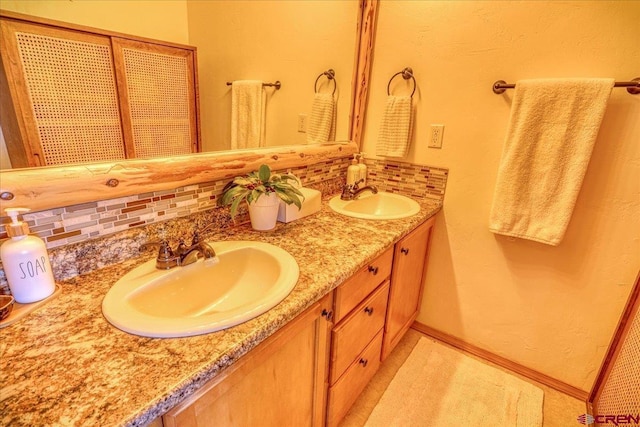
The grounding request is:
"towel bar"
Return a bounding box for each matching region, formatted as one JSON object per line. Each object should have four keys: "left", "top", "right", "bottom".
{"left": 226, "top": 81, "right": 281, "bottom": 90}
{"left": 492, "top": 78, "right": 640, "bottom": 95}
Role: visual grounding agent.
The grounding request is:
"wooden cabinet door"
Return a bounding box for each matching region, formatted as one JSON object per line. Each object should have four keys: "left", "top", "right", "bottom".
{"left": 382, "top": 216, "right": 436, "bottom": 359}
{"left": 112, "top": 38, "right": 200, "bottom": 158}
{"left": 0, "top": 18, "right": 126, "bottom": 167}
{"left": 162, "top": 294, "right": 333, "bottom": 427}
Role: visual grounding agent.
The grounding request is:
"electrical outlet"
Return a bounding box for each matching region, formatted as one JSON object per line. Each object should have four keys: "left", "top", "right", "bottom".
{"left": 429, "top": 124, "right": 444, "bottom": 148}
{"left": 297, "top": 114, "right": 308, "bottom": 133}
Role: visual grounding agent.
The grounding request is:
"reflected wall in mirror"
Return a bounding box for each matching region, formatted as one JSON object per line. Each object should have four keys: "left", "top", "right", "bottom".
{"left": 189, "top": 1, "right": 358, "bottom": 152}
{"left": 0, "top": 0, "right": 359, "bottom": 169}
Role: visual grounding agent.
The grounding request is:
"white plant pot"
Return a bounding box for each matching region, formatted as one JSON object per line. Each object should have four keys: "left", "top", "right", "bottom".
{"left": 247, "top": 192, "right": 280, "bottom": 231}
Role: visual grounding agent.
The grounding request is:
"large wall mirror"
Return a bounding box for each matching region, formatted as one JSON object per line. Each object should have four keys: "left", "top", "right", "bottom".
{"left": 0, "top": 0, "right": 362, "bottom": 170}
{"left": 0, "top": 0, "right": 376, "bottom": 213}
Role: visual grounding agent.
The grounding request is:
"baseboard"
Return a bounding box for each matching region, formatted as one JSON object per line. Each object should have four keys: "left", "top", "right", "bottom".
{"left": 411, "top": 321, "right": 589, "bottom": 401}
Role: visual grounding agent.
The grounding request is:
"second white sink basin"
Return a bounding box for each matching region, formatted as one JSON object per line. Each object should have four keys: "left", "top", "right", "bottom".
{"left": 329, "top": 191, "right": 420, "bottom": 220}
{"left": 102, "top": 241, "right": 299, "bottom": 338}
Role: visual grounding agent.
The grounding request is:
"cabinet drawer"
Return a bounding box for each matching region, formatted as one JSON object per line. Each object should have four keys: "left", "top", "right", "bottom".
{"left": 327, "top": 331, "right": 383, "bottom": 427}
{"left": 330, "top": 281, "right": 389, "bottom": 384}
{"left": 333, "top": 247, "right": 393, "bottom": 323}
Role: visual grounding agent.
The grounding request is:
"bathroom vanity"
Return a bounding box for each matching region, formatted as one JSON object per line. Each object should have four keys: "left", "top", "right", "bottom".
{"left": 0, "top": 198, "right": 440, "bottom": 426}
{"left": 161, "top": 215, "right": 435, "bottom": 427}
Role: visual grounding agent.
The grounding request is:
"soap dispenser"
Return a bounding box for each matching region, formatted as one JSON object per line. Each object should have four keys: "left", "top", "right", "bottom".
{"left": 1, "top": 208, "right": 55, "bottom": 303}
{"left": 357, "top": 152, "right": 367, "bottom": 186}
{"left": 346, "top": 154, "right": 360, "bottom": 186}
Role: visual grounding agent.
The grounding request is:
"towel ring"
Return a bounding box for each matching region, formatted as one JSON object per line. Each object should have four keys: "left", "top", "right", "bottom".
{"left": 314, "top": 69, "right": 336, "bottom": 95}
{"left": 387, "top": 67, "right": 416, "bottom": 97}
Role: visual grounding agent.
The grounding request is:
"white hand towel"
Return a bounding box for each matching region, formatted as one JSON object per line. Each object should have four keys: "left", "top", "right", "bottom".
{"left": 489, "top": 78, "right": 614, "bottom": 245}
{"left": 306, "top": 93, "right": 336, "bottom": 144}
{"left": 231, "top": 80, "right": 265, "bottom": 149}
{"left": 376, "top": 95, "right": 413, "bottom": 158}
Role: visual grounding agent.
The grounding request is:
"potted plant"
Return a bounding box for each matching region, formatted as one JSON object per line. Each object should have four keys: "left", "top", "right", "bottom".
{"left": 219, "top": 164, "right": 304, "bottom": 231}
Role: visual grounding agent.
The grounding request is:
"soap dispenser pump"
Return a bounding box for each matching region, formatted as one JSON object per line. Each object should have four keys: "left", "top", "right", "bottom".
{"left": 1, "top": 208, "right": 55, "bottom": 303}
{"left": 357, "top": 152, "right": 367, "bottom": 186}
{"left": 346, "top": 154, "right": 360, "bottom": 186}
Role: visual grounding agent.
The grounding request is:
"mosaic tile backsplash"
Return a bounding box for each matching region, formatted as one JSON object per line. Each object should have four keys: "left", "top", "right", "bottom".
{"left": 365, "top": 158, "right": 448, "bottom": 200}
{"left": 0, "top": 157, "right": 448, "bottom": 294}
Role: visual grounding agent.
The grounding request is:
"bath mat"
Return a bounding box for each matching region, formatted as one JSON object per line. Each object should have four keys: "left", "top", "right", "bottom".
{"left": 364, "top": 337, "right": 544, "bottom": 427}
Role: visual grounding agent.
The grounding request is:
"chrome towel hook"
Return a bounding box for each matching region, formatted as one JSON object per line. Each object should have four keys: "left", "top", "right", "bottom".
{"left": 387, "top": 67, "right": 416, "bottom": 97}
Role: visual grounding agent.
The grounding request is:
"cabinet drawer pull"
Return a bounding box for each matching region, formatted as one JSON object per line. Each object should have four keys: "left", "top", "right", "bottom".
{"left": 368, "top": 265, "right": 379, "bottom": 275}
{"left": 401, "top": 247, "right": 410, "bottom": 255}
{"left": 364, "top": 307, "right": 374, "bottom": 316}
{"left": 359, "top": 358, "right": 368, "bottom": 367}
{"left": 321, "top": 309, "right": 333, "bottom": 321}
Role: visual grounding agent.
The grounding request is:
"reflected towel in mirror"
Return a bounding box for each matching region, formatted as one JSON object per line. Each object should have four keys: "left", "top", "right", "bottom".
{"left": 231, "top": 80, "right": 266, "bottom": 149}
{"left": 307, "top": 93, "right": 336, "bottom": 144}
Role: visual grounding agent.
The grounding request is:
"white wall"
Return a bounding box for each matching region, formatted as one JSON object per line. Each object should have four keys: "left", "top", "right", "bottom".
{"left": 361, "top": 0, "right": 640, "bottom": 391}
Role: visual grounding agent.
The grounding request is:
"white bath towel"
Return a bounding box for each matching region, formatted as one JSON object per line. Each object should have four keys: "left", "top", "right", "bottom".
{"left": 376, "top": 95, "right": 413, "bottom": 158}
{"left": 231, "top": 80, "right": 265, "bottom": 149}
{"left": 306, "top": 93, "right": 335, "bottom": 144}
{"left": 489, "top": 78, "right": 614, "bottom": 245}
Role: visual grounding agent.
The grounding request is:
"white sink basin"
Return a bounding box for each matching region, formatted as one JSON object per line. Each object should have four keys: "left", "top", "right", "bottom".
{"left": 329, "top": 191, "right": 420, "bottom": 220}
{"left": 102, "top": 241, "right": 299, "bottom": 338}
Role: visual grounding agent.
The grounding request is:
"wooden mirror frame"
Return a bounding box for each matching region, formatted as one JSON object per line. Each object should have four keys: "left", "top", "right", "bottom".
{"left": 0, "top": 0, "right": 377, "bottom": 214}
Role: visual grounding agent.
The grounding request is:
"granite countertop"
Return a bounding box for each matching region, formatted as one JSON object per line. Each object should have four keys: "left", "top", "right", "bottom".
{"left": 0, "top": 198, "right": 441, "bottom": 426}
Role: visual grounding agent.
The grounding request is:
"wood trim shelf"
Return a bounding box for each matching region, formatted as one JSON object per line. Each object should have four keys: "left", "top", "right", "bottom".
{"left": 0, "top": 142, "right": 357, "bottom": 213}
{"left": 412, "top": 321, "right": 589, "bottom": 401}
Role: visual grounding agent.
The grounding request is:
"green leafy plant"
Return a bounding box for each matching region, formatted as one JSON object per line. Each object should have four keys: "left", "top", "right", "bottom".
{"left": 219, "top": 164, "right": 304, "bottom": 218}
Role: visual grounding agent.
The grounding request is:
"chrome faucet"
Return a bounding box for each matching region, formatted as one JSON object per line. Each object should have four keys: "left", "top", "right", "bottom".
{"left": 340, "top": 179, "right": 379, "bottom": 201}
{"left": 140, "top": 226, "right": 217, "bottom": 270}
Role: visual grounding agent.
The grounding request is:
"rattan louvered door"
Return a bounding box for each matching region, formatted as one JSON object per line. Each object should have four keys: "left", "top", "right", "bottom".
{"left": 588, "top": 272, "right": 640, "bottom": 423}
{"left": 112, "top": 38, "right": 200, "bottom": 159}
{"left": 0, "top": 18, "right": 127, "bottom": 167}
